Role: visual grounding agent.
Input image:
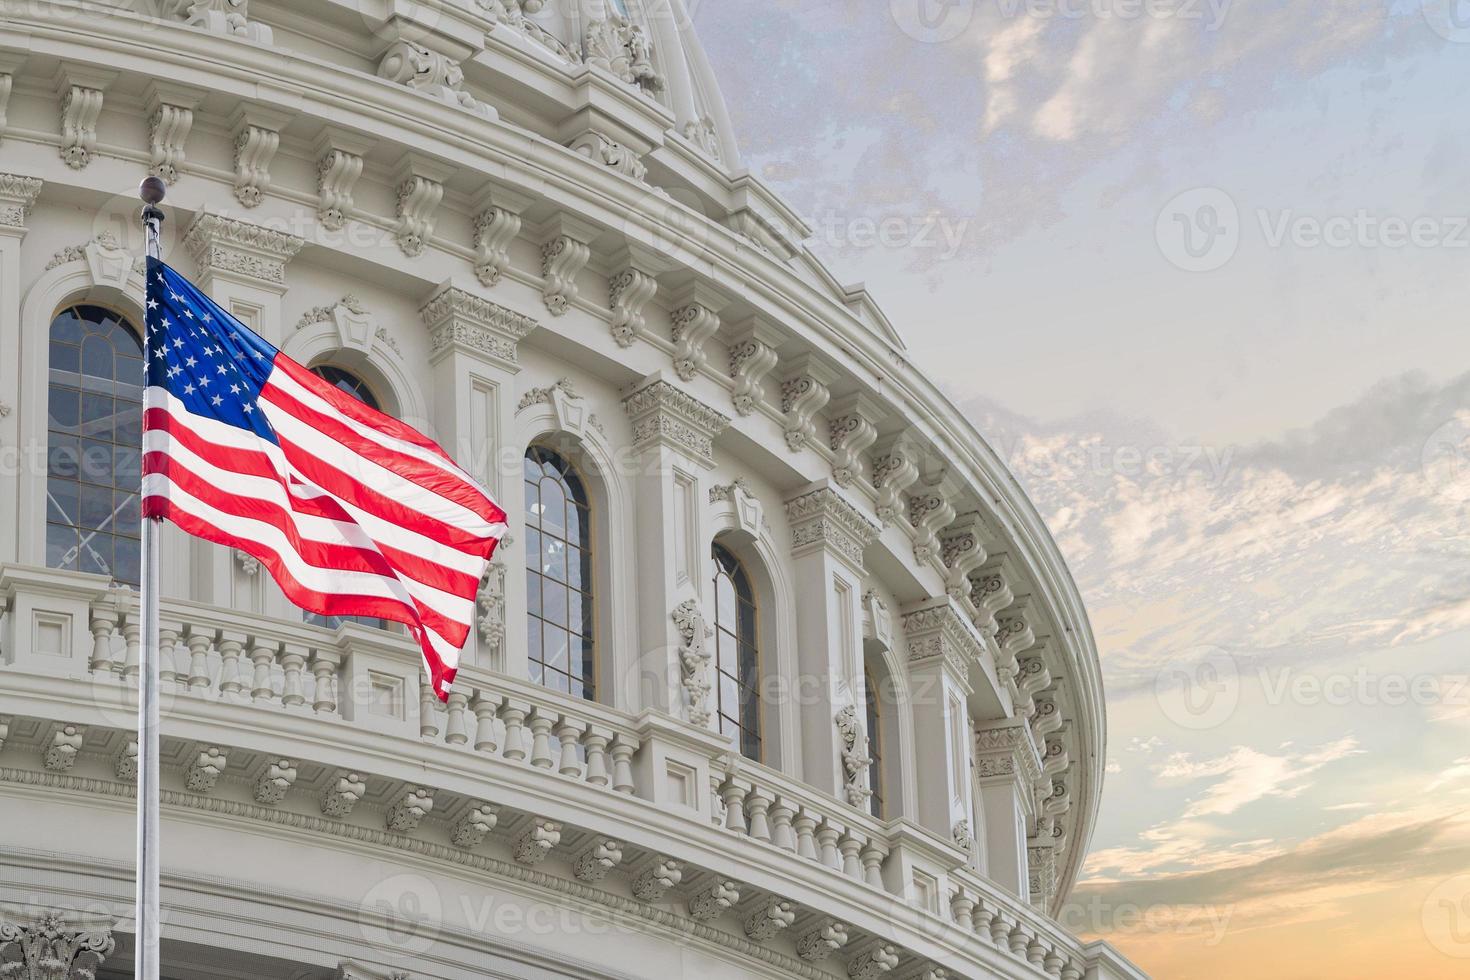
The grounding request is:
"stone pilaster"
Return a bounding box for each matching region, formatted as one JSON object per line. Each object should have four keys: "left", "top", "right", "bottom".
{"left": 973, "top": 718, "right": 1043, "bottom": 902}
{"left": 0, "top": 174, "right": 40, "bottom": 561}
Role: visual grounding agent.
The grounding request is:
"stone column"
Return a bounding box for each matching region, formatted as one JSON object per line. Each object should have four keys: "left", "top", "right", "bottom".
{"left": 900, "top": 596, "right": 983, "bottom": 848}
{"left": 620, "top": 373, "right": 729, "bottom": 722}
{"left": 0, "top": 174, "right": 41, "bottom": 564}
{"left": 180, "top": 213, "right": 305, "bottom": 613}
{"left": 783, "top": 483, "right": 879, "bottom": 796}
{"left": 0, "top": 908, "right": 116, "bottom": 979}
{"left": 420, "top": 283, "right": 537, "bottom": 671}
{"left": 972, "top": 718, "right": 1042, "bottom": 902}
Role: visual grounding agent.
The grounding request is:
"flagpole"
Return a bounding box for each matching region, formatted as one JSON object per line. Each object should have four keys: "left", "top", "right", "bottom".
{"left": 135, "top": 175, "right": 166, "bottom": 980}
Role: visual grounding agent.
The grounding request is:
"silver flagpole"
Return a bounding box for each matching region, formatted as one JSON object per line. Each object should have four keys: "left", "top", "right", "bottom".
{"left": 135, "top": 175, "right": 166, "bottom": 980}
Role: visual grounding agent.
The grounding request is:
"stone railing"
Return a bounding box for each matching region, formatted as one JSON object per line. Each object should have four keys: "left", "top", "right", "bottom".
{"left": 0, "top": 563, "right": 1141, "bottom": 980}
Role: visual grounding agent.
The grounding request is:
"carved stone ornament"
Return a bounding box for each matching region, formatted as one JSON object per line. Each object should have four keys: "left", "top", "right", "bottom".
{"left": 568, "top": 130, "right": 647, "bottom": 181}
{"left": 871, "top": 444, "right": 920, "bottom": 528}
{"left": 848, "top": 944, "right": 900, "bottom": 980}
{"left": 451, "top": 802, "right": 500, "bottom": 849}
{"left": 320, "top": 771, "right": 367, "bottom": 817}
{"left": 582, "top": 15, "right": 664, "bottom": 94}
{"left": 474, "top": 206, "right": 522, "bottom": 287}
{"left": 513, "top": 818, "right": 562, "bottom": 864}
{"left": 0, "top": 909, "right": 116, "bottom": 980}
{"left": 421, "top": 286, "right": 537, "bottom": 370}
{"left": 161, "top": 0, "right": 273, "bottom": 44}
{"left": 908, "top": 489, "right": 956, "bottom": 567}
{"left": 632, "top": 857, "right": 682, "bottom": 902}
{"left": 796, "top": 920, "right": 849, "bottom": 961}
{"left": 609, "top": 266, "right": 657, "bottom": 348}
{"left": 834, "top": 704, "right": 873, "bottom": 808}
{"left": 670, "top": 302, "right": 720, "bottom": 381}
{"left": 394, "top": 173, "right": 444, "bottom": 258}
{"left": 0, "top": 174, "right": 42, "bottom": 230}
{"left": 672, "top": 599, "right": 713, "bottom": 727}
{"left": 784, "top": 487, "right": 880, "bottom": 574}
{"left": 572, "top": 837, "right": 623, "bottom": 881}
{"left": 541, "top": 234, "right": 591, "bottom": 316}
{"left": 477, "top": 563, "right": 507, "bottom": 651}
{"left": 376, "top": 41, "right": 495, "bottom": 120}
{"left": 253, "top": 758, "right": 296, "bottom": 805}
{"left": 743, "top": 896, "right": 796, "bottom": 940}
{"left": 683, "top": 115, "right": 723, "bottom": 161}
{"left": 58, "top": 81, "right": 107, "bottom": 170}
{"left": 900, "top": 598, "right": 984, "bottom": 686}
{"left": 622, "top": 377, "right": 730, "bottom": 467}
{"left": 386, "top": 787, "right": 435, "bottom": 832}
{"left": 953, "top": 819, "right": 974, "bottom": 851}
{"left": 182, "top": 212, "right": 305, "bottom": 287}
{"left": 728, "top": 333, "right": 779, "bottom": 417}
{"left": 688, "top": 879, "right": 740, "bottom": 921}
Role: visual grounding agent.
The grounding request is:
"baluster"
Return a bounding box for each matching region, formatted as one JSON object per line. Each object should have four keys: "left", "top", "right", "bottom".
{"left": 217, "top": 631, "right": 247, "bottom": 700}
{"left": 309, "top": 650, "right": 341, "bottom": 714}
{"left": 120, "top": 613, "right": 141, "bottom": 676}
{"left": 860, "top": 840, "right": 889, "bottom": 889}
{"left": 499, "top": 699, "right": 529, "bottom": 761}
{"left": 710, "top": 771, "right": 726, "bottom": 825}
{"left": 527, "top": 707, "right": 556, "bottom": 768}
{"left": 249, "top": 639, "right": 277, "bottom": 704}
{"left": 583, "top": 725, "right": 611, "bottom": 786}
{"left": 185, "top": 626, "right": 214, "bottom": 692}
{"left": 720, "top": 779, "right": 749, "bottom": 833}
{"left": 279, "top": 643, "right": 308, "bottom": 708}
{"left": 768, "top": 797, "right": 797, "bottom": 851}
{"left": 1007, "top": 921, "right": 1031, "bottom": 957}
{"left": 972, "top": 898, "right": 998, "bottom": 941}
{"left": 471, "top": 692, "right": 501, "bottom": 753}
{"left": 160, "top": 622, "right": 186, "bottom": 689}
{"left": 838, "top": 829, "right": 865, "bottom": 879}
{"left": 445, "top": 691, "right": 469, "bottom": 745}
{"left": 88, "top": 606, "right": 118, "bottom": 673}
{"left": 792, "top": 808, "right": 819, "bottom": 860}
{"left": 745, "top": 787, "right": 772, "bottom": 842}
{"left": 610, "top": 733, "right": 637, "bottom": 794}
{"left": 419, "top": 679, "right": 442, "bottom": 740}
{"left": 816, "top": 819, "right": 842, "bottom": 870}
{"left": 555, "top": 717, "right": 585, "bottom": 777}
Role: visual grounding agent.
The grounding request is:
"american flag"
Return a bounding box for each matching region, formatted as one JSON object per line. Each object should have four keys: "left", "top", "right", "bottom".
{"left": 141, "top": 257, "right": 506, "bottom": 699}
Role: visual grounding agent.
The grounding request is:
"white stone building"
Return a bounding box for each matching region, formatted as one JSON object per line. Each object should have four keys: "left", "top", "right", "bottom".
{"left": 0, "top": 2, "right": 1146, "bottom": 978}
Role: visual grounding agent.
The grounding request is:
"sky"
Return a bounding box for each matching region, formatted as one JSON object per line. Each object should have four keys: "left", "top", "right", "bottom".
{"left": 698, "top": 2, "right": 1470, "bottom": 977}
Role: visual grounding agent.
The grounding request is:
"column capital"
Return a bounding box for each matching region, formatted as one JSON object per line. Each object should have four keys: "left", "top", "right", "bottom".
{"left": 973, "top": 718, "right": 1043, "bottom": 786}
{"left": 783, "top": 484, "right": 879, "bottom": 575}
{"left": 420, "top": 282, "right": 538, "bottom": 370}
{"left": 0, "top": 908, "right": 116, "bottom": 978}
{"left": 181, "top": 212, "right": 305, "bottom": 290}
{"left": 900, "top": 594, "right": 984, "bottom": 693}
{"left": 621, "top": 372, "right": 730, "bottom": 467}
{"left": 0, "top": 174, "right": 42, "bottom": 234}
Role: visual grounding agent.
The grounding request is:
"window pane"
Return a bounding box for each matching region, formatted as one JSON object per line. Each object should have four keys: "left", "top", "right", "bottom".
{"left": 543, "top": 625, "right": 569, "bottom": 671}
{"left": 46, "top": 524, "right": 74, "bottom": 569}
{"left": 525, "top": 568, "right": 541, "bottom": 617}
{"left": 543, "top": 581, "right": 568, "bottom": 627}
{"left": 524, "top": 446, "right": 595, "bottom": 702}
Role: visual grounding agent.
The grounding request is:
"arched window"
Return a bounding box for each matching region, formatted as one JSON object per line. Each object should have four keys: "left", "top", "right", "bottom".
{"left": 525, "top": 446, "right": 595, "bottom": 700}
{"left": 865, "top": 665, "right": 885, "bottom": 818}
{"left": 712, "top": 541, "right": 761, "bottom": 761}
{"left": 46, "top": 305, "right": 144, "bottom": 586}
{"left": 306, "top": 365, "right": 385, "bottom": 631}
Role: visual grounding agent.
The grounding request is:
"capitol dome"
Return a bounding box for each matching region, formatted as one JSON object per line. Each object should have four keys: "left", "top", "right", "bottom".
{"left": 0, "top": 2, "right": 1145, "bottom": 978}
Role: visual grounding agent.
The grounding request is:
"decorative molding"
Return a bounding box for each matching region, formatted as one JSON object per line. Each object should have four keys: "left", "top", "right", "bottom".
{"left": 862, "top": 591, "right": 893, "bottom": 651}
{"left": 320, "top": 771, "right": 367, "bottom": 818}
{"left": 42, "top": 725, "right": 84, "bottom": 773}
{"left": 835, "top": 704, "right": 873, "bottom": 809}
{"left": 969, "top": 568, "right": 1013, "bottom": 638}
{"left": 185, "top": 746, "right": 228, "bottom": 793}
{"left": 541, "top": 233, "right": 591, "bottom": 316}
{"left": 900, "top": 597, "right": 984, "bottom": 688}
{"left": 973, "top": 722, "right": 1042, "bottom": 786}
{"left": 451, "top": 802, "right": 500, "bottom": 849}
{"left": 0, "top": 173, "right": 42, "bottom": 231}
{"left": 1027, "top": 845, "right": 1058, "bottom": 911}
{"left": 743, "top": 895, "right": 796, "bottom": 940}
{"left": 907, "top": 488, "right": 955, "bottom": 567}
{"left": 253, "top": 758, "right": 297, "bottom": 805}
{"left": 572, "top": 837, "right": 623, "bottom": 882}
{"left": 568, "top": 130, "right": 647, "bottom": 181}
{"left": 0, "top": 908, "right": 116, "bottom": 980}
{"left": 847, "top": 944, "right": 900, "bottom": 979}
{"left": 608, "top": 267, "right": 657, "bottom": 348}
{"left": 393, "top": 161, "right": 448, "bottom": 258}
{"left": 182, "top": 213, "right": 305, "bottom": 287}
{"left": 671, "top": 599, "right": 713, "bottom": 727}
{"left": 939, "top": 515, "right": 988, "bottom": 604}
{"left": 582, "top": 15, "right": 663, "bottom": 94}
{"left": 952, "top": 819, "right": 974, "bottom": 852}
{"left": 55, "top": 66, "right": 113, "bottom": 170}
{"left": 162, "top": 0, "right": 273, "bottom": 42}
{"left": 476, "top": 563, "right": 507, "bottom": 653}
{"left": 474, "top": 206, "right": 522, "bottom": 288}
{"left": 517, "top": 378, "right": 577, "bottom": 412}
{"left": 386, "top": 787, "right": 435, "bottom": 832}
{"left": 784, "top": 487, "right": 879, "bottom": 574}
{"left": 727, "top": 322, "right": 781, "bottom": 417}
{"left": 781, "top": 357, "right": 835, "bottom": 452}
{"left": 231, "top": 110, "right": 286, "bottom": 208}
{"left": 687, "top": 878, "right": 740, "bottom": 920}
{"left": 622, "top": 376, "right": 730, "bottom": 467}
{"left": 683, "top": 115, "right": 723, "bottom": 162}
{"left": 147, "top": 101, "right": 195, "bottom": 185}
{"left": 315, "top": 149, "right": 363, "bottom": 232}
{"left": 827, "top": 394, "right": 881, "bottom": 488}
{"left": 376, "top": 40, "right": 494, "bottom": 119}
{"left": 234, "top": 548, "right": 261, "bottom": 576}
{"left": 631, "top": 856, "right": 682, "bottom": 902}
{"left": 513, "top": 818, "right": 562, "bottom": 864}
{"left": 670, "top": 301, "right": 720, "bottom": 382}
{"left": 44, "top": 232, "right": 123, "bottom": 272}
{"left": 797, "top": 919, "right": 850, "bottom": 961}
{"left": 421, "top": 285, "right": 537, "bottom": 369}
{"left": 870, "top": 439, "right": 921, "bottom": 529}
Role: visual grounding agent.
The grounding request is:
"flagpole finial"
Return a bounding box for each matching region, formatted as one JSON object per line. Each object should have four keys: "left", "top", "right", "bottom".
{"left": 139, "top": 175, "right": 166, "bottom": 206}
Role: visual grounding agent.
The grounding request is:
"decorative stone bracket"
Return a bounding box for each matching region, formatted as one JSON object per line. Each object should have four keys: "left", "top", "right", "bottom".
{"left": 55, "top": 66, "right": 115, "bottom": 170}
{"left": 827, "top": 393, "right": 882, "bottom": 489}
{"left": 392, "top": 155, "right": 453, "bottom": 258}
{"left": 782, "top": 356, "right": 835, "bottom": 453}
{"left": 727, "top": 319, "right": 781, "bottom": 417}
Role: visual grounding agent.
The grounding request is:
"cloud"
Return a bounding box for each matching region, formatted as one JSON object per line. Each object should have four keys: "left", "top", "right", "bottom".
{"left": 1157, "top": 738, "right": 1364, "bottom": 818}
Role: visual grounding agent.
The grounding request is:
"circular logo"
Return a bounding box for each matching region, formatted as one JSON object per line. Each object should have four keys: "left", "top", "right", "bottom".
{"left": 1423, "top": 874, "right": 1470, "bottom": 958}
{"left": 622, "top": 185, "right": 711, "bottom": 264}
{"left": 1156, "top": 187, "right": 1240, "bottom": 272}
{"left": 1154, "top": 646, "right": 1240, "bottom": 731}
{"left": 90, "top": 191, "right": 182, "bottom": 262}
{"left": 358, "top": 873, "right": 443, "bottom": 956}
{"left": 1422, "top": 0, "right": 1470, "bottom": 43}
{"left": 1423, "top": 416, "right": 1470, "bottom": 502}
{"left": 890, "top": 0, "right": 976, "bottom": 43}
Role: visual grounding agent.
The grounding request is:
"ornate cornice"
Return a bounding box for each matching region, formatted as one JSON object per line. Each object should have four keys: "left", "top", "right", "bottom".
{"left": 900, "top": 596, "right": 985, "bottom": 690}
{"left": 420, "top": 285, "right": 538, "bottom": 369}
{"left": 621, "top": 376, "right": 730, "bottom": 467}
{"left": 181, "top": 213, "right": 305, "bottom": 287}
{"left": 784, "top": 487, "right": 879, "bottom": 574}
{"left": 0, "top": 174, "right": 42, "bottom": 231}
{"left": 972, "top": 721, "right": 1043, "bottom": 787}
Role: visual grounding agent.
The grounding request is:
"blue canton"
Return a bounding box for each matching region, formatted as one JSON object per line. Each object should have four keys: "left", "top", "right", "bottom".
{"left": 145, "top": 257, "right": 281, "bottom": 444}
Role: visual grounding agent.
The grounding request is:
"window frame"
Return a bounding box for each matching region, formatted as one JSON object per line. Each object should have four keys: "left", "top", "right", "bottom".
{"left": 524, "top": 444, "right": 598, "bottom": 701}
{"left": 712, "top": 539, "right": 763, "bottom": 762}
